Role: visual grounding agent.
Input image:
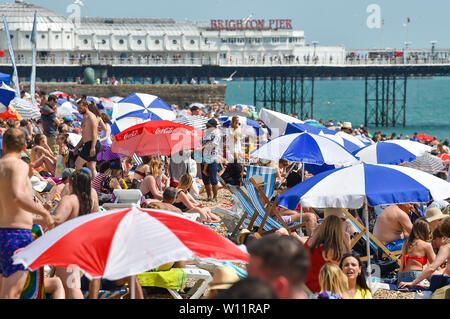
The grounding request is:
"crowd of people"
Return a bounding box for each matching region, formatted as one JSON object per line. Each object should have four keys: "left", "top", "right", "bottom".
{"left": 0, "top": 89, "right": 449, "bottom": 299}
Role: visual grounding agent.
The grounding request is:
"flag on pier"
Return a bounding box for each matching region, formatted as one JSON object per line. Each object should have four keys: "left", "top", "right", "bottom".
{"left": 2, "top": 16, "right": 20, "bottom": 98}
{"left": 30, "top": 11, "right": 37, "bottom": 106}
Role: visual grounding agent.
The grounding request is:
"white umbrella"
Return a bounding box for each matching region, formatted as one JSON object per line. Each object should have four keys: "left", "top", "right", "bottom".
{"left": 258, "top": 108, "right": 303, "bottom": 138}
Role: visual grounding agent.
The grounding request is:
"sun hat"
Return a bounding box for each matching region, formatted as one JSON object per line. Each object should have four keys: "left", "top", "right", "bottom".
{"left": 342, "top": 122, "right": 352, "bottom": 130}
{"left": 30, "top": 176, "right": 49, "bottom": 193}
{"left": 208, "top": 266, "right": 240, "bottom": 290}
{"left": 425, "top": 208, "right": 449, "bottom": 223}
{"left": 324, "top": 208, "right": 347, "bottom": 220}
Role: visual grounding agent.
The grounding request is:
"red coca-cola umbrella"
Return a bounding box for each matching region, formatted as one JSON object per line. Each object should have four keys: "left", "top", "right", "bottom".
{"left": 437, "top": 153, "right": 450, "bottom": 164}
{"left": 111, "top": 120, "right": 203, "bottom": 157}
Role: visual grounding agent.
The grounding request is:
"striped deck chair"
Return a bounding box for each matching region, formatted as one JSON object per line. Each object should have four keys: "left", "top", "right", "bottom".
{"left": 343, "top": 209, "right": 401, "bottom": 261}
{"left": 245, "top": 165, "right": 277, "bottom": 200}
{"left": 82, "top": 287, "right": 129, "bottom": 299}
{"left": 242, "top": 178, "right": 305, "bottom": 235}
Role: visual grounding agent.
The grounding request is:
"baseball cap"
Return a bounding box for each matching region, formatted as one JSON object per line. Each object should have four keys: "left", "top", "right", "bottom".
{"left": 206, "top": 118, "right": 218, "bottom": 128}
{"left": 61, "top": 168, "right": 73, "bottom": 181}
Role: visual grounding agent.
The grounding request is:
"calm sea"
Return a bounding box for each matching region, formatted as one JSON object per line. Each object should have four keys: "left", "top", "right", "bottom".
{"left": 223, "top": 76, "right": 450, "bottom": 141}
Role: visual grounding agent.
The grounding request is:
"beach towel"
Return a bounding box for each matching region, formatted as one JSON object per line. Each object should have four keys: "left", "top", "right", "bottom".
{"left": 136, "top": 268, "right": 187, "bottom": 290}
{"left": 20, "top": 224, "right": 45, "bottom": 299}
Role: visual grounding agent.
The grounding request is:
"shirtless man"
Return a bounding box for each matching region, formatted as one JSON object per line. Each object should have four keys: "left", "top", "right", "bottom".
{"left": 0, "top": 128, "right": 54, "bottom": 299}
{"left": 373, "top": 204, "right": 414, "bottom": 250}
{"left": 73, "top": 100, "right": 101, "bottom": 177}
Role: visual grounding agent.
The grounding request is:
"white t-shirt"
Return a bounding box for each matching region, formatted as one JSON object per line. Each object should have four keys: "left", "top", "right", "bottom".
{"left": 202, "top": 128, "right": 221, "bottom": 163}
{"left": 225, "top": 127, "right": 242, "bottom": 162}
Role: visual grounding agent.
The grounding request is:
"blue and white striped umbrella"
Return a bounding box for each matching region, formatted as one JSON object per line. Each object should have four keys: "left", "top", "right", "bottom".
{"left": 0, "top": 82, "right": 15, "bottom": 108}
{"left": 111, "top": 93, "right": 175, "bottom": 135}
{"left": 250, "top": 132, "right": 360, "bottom": 166}
{"left": 278, "top": 163, "right": 450, "bottom": 210}
{"left": 57, "top": 99, "right": 79, "bottom": 118}
{"left": 285, "top": 122, "right": 365, "bottom": 153}
{"left": 353, "top": 140, "right": 432, "bottom": 165}
{"left": 232, "top": 104, "right": 256, "bottom": 112}
{"left": 219, "top": 115, "right": 263, "bottom": 136}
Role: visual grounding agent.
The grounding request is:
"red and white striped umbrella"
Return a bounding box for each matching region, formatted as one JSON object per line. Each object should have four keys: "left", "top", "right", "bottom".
{"left": 12, "top": 207, "right": 248, "bottom": 281}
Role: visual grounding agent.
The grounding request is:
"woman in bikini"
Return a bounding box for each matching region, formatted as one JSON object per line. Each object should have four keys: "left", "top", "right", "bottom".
{"left": 397, "top": 218, "right": 436, "bottom": 284}
{"left": 30, "top": 134, "right": 57, "bottom": 173}
{"left": 140, "top": 159, "right": 169, "bottom": 201}
{"left": 173, "top": 174, "right": 221, "bottom": 224}
{"left": 131, "top": 156, "right": 152, "bottom": 187}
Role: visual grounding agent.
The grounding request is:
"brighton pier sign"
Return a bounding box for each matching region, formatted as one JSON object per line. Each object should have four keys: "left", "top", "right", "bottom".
{"left": 210, "top": 19, "right": 293, "bottom": 31}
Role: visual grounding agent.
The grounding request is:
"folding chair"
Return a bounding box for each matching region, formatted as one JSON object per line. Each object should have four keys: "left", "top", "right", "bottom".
{"left": 82, "top": 287, "right": 129, "bottom": 299}
{"left": 342, "top": 209, "right": 401, "bottom": 261}
{"left": 245, "top": 165, "right": 277, "bottom": 200}
{"left": 242, "top": 178, "right": 305, "bottom": 235}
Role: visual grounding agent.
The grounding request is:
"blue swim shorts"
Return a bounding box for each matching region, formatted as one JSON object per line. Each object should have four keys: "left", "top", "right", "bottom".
{"left": 0, "top": 228, "right": 33, "bottom": 278}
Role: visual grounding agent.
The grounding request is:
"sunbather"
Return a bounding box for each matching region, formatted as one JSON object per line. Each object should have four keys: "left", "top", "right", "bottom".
{"left": 142, "top": 187, "right": 182, "bottom": 214}
{"left": 173, "top": 174, "right": 220, "bottom": 223}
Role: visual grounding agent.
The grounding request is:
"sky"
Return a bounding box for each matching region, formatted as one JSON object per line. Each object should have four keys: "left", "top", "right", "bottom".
{"left": 18, "top": 0, "right": 450, "bottom": 49}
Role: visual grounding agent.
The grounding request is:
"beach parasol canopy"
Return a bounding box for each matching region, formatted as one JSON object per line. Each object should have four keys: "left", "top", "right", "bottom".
{"left": 219, "top": 115, "right": 264, "bottom": 136}
{"left": 258, "top": 108, "right": 303, "bottom": 138}
{"left": 10, "top": 98, "right": 40, "bottom": 120}
{"left": 437, "top": 153, "right": 450, "bottom": 165}
{"left": 174, "top": 115, "right": 210, "bottom": 131}
{"left": 278, "top": 163, "right": 450, "bottom": 210}
{"left": 250, "top": 132, "right": 360, "bottom": 166}
{"left": 189, "top": 102, "right": 206, "bottom": 109}
{"left": 232, "top": 104, "right": 256, "bottom": 112}
{"left": 111, "top": 120, "right": 203, "bottom": 157}
{"left": 415, "top": 134, "right": 434, "bottom": 142}
{"left": 49, "top": 91, "right": 69, "bottom": 99}
{"left": 12, "top": 207, "right": 248, "bottom": 281}
{"left": 0, "top": 81, "right": 15, "bottom": 108}
{"left": 403, "top": 152, "right": 445, "bottom": 174}
{"left": 353, "top": 140, "right": 432, "bottom": 165}
{"left": 57, "top": 99, "right": 79, "bottom": 118}
{"left": 111, "top": 93, "right": 175, "bottom": 135}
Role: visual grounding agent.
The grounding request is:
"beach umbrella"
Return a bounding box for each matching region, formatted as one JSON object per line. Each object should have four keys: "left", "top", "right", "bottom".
{"left": 354, "top": 134, "right": 374, "bottom": 146}
{"left": 226, "top": 110, "right": 258, "bottom": 119}
{"left": 219, "top": 115, "right": 264, "bottom": 136}
{"left": 189, "top": 102, "right": 206, "bottom": 109}
{"left": 353, "top": 140, "right": 432, "bottom": 165}
{"left": 174, "top": 115, "right": 210, "bottom": 130}
{"left": 403, "top": 152, "right": 444, "bottom": 174}
{"left": 12, "top": 207, "right": 248, "bottom": 298}
{"left": 416, "top": 134, "right": 434, "bottom": 142}
{"left": 304, "top": 120, "right": 327, "bottom": 129}
{"left": 111, "top": 120, "right": 203, "bottom": 157}
{"left": 49, "top": 91, "right": 69, "bottom": 99}
{"left": 67, "top": 133, "right": 82, "bottom": 147}
{"left": 99, "top": 97, "right": 116, "bottom": 110}
{"left": 232, "top": 104, "right": 256, "bottom": 112}
{"left": 10, "top": 98, "right": 40, "bottom": 120}
{"left": 109, "top": 96, "right": 123, "bottom": 102}
{"left": 437, "top": 153, "right": 450, "bottom": 165}
{"left": 111, "top": 93, "right": 175, "bottom": 135}
{"left": 0, "top": 81, "right": 16, "bottom": 108}
{"left": 86, "top": 96, "right": 100, "bottom": 104}
{"left": 258, "top": 108, "right": 303, "bottom": 139}
{"left": 277, "top": 163, "right": 450, "bottom": 287}
{"left": 57, "top": 100, "right": 79, "bottom": 118}
{"left": 250, "top": 132, "right": 360, "bottom": 166}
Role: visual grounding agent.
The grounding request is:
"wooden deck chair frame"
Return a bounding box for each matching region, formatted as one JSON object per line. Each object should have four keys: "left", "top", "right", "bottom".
{"left": 342, "top": 208, "right": 401, "bottom": 261}
{"left": 245, "top": 177, "right": 306, "bottom": 235}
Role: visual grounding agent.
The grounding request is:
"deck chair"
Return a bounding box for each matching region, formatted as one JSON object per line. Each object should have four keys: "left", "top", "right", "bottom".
{"left": 245, "top": 165, "right": 277, "bottom": 200}
{"left": 241, "top": 178, "right": 305, "bottom": 235}
{"left": 102, "top": 189, "right": 142, "bottom": 210}
{"left": 342, "top": 209, "right": 401, "bottom": 261}
{"left": 137, "top": 265, "right": 212, "bottom": 299}
{"left": 82, "top": 287, "right": 129, "bottom": 299}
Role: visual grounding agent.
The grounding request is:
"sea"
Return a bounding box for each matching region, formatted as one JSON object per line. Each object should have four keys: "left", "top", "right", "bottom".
{"left": 223, "top": 76, "right": 450, "bottom": 141}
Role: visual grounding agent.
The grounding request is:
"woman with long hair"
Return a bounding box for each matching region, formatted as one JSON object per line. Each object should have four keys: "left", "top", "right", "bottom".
{"left": 52, "top": 169, "right": 99, "bottom": 299}
{"left": 310, "top": 263, "right": 349, "bottom": 299}
{"left": 140, "top": 159, "right": 169, "bottom": 200}
{"left": 31, "top": 133, "right": 57, "bottom": 173}
{"left": 174, "top": 174, "right": 221, "bottom": 223}
{"left": 304, "top": 215, "right": 351, "bottom": 293}
{"left": 99, "top": 113, "right": 112, "bottom": 145}
{"left": 132, "top": 156, "right": 152, "bottom": 185}
{"left": 397, "top": 218, "right": 436, "bottom": 284}
{"left": 340, "top": 252, "right": 372, "bottom": 299}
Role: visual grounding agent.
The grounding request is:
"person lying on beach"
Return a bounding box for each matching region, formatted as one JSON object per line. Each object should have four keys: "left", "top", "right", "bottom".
{"left": 373, "top": 204, "right": 414, "bottom": 252}
{"left": 142, "top": 187, "right": 182, "bottom": 214}
{"left": 0, "top": 128, "right": 54, "bottom": 299}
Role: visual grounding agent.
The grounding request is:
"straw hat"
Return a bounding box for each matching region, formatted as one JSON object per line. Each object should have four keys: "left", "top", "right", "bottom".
{"left": 324, "top": 208, "right": 347, "bottom": 220}
{"left": 208, "top": 266, "right": 239, "bottom": 290}
{"left": 425, "top": 208, "right": 449, "bottom": 223}
{"left": 342, "top": 122, "right": 352, "bottom": 130}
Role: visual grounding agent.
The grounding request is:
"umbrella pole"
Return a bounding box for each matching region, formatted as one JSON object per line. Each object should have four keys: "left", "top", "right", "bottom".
{"left": 298, "top": 164, "right": 304, "bottom": 236}
{"left": 364, "top": 199, "right": 372, "bottom": 291}
{"left": 130, "top": 275, "right": 136, "bottom": 299}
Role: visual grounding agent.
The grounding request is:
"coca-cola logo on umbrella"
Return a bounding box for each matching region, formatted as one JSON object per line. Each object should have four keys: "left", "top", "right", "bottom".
{"left": 155, "top": 127, "right": 174, "bottom": 134}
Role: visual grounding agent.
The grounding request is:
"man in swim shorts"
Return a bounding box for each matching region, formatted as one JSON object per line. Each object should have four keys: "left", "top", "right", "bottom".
{"left": 0, "top": 128, "right": 54, "bottom": 299}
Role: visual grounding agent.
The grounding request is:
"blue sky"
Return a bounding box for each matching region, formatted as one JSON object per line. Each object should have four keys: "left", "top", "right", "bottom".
{"left": 26, "top": 0, "right": 450, "bottom": 49}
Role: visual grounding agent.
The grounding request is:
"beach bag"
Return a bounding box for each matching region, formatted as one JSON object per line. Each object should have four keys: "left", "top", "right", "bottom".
{"left": 54, "top": 155, "right": 65, "bottom": 178}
